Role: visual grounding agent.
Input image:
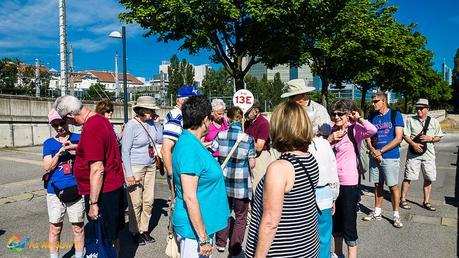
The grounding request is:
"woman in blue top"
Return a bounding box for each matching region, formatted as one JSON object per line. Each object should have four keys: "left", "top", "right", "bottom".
{"left": 172, "top": 95, "right": 230, "bottom": 258}
{"left": 42, "top": 109, "right": 84, "bottom": 258}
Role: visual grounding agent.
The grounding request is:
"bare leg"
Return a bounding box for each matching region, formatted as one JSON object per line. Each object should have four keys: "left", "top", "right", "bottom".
{"left": 375, "top": 183, "right": 384, "bottom": 208}
{"left": 334, "top": 236, "right": 344, "bottom": 256}
{"left": 348, "top": 246, "right": 357, "bottom": 258}
{"left": 390, "top": 185, "right": 400, "bottom": 212}
{"left": 401, "top": 180, "right": 411, "bottom": 202}
{"left": 49, "top": 223, "right": 63, "bottom": 255}
{"left": 71, "top": 222, "right": 84, "bottom": 253}
{"left": 423, "top": 180, "right": 432, "bottom": 203}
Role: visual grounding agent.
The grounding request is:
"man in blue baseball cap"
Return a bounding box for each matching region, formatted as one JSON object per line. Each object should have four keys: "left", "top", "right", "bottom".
{"left": 161, "top": 85, "right": 200, "bottom": 204}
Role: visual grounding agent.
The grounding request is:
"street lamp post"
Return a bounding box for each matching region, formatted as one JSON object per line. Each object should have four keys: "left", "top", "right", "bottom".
{"left": 109, "top": 26, "right": 129, "bottom": 123}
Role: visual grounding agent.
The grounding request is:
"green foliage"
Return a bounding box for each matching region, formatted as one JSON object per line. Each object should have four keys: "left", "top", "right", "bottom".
{"left": 167, "top": 55, "right": 195, "bottom": 101}
{"left": 86, "top": 83, "right": 115, "bottom": 101}
{"left": 0, "top": 58, "right": 19, "bottom": 94}
{"left": 246, "top": 73, "right": 284, "bottom": 112}
{"left": 119, "top": 0, "right": 312, "bottom": 90}
{"left": 201, "top": 67, "right": 233, "bottom": 97}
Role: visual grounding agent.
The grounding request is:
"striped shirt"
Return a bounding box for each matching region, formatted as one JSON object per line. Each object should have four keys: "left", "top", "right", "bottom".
{"left": 245, "top": 152, "right": 320, "bottom": 258}
{"left": 163, "top": 106, "right": 182, "bottom": 142}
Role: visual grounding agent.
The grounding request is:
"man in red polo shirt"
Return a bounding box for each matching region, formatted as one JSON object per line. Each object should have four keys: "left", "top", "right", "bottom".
{"left": 244, "top": 101, "right": 270, "bottom": 191}
{"left": 54, "top": 95, "right": 125, "bottom": 254}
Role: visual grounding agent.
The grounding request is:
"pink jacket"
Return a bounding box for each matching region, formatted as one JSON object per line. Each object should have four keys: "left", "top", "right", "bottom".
{"left": 331, "top": 120, "right": 377, "bottom": 185}
{"left": 204, "top": 118, "right": 229, "bottom": 157}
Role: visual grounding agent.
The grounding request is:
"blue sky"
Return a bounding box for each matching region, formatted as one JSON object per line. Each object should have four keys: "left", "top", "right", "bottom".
{"left": 1, "top": 0, "right": 458, "bottom": 79}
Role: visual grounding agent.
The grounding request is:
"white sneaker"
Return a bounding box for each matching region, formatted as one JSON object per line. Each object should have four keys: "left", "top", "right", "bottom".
{"left": 216, "top": 246, "right": 226, "bottom": 252}
{"left": 393, "top": 216, "right": 403, "bottom": 228}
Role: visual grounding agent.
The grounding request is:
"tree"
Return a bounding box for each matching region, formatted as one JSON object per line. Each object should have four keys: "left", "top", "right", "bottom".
{"left": 201, "top": 67, "right": 233, "bottom": 97}
{"left": 85, "top": 83, "right": 114, "bottom": 101}
{"left": 451, "top": 48, "right": 459, "bottom": 112}
{"left": 0, "top": 58, "right": 19, "bottom": 94}
{"left": 119, "top": 0, "right": 317, "bottom": 91}
{"left": 167, "top": 55, "right": 195, "bottom": 101}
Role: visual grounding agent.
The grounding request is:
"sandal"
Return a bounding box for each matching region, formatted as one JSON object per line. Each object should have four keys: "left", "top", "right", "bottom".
{"left": 423, "top": 202, "right": 436, "bottom": 211}
{"left": 400, "top": 200, "right": 411, "bottom": 210}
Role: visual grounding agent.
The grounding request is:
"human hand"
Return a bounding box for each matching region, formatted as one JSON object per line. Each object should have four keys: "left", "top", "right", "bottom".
{"left": 328, "top": 130, "right": 345, "bottom": 143}
{"left": 332, "top": 202, "right": 336, "bottom": 215}
{"left": 198, "top": 243, "right": 212, "bottom": 257}
{"left": 126, "top": 176, "right": 136, "bottom": 187}
{"left": 411, "top": 142, "right": 424, "bottom": 153}
{"left": 349, "top": 111, "right": 361, "bottom": 122}
{"left": 419, "top": 135, "right": 432, "bottom": 143}
{"left": 372, "top": 149, "right": 383, "bottom": 162}
{"left": 88, "top": 204, "right": 99, "bottom": 220}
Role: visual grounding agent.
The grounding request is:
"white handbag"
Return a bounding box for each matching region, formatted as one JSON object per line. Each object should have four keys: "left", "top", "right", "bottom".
{"left": 165, "top": 175, "right": 180, "bottom": 258}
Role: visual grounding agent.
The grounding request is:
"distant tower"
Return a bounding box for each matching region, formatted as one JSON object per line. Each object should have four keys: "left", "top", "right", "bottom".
{"left": 59, "top": 0, "right": 68, "bottom": 96}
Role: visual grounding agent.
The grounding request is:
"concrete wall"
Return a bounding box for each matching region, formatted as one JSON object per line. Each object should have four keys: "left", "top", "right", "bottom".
{"left": 0, "top": 95, "right": 173, "bottom": 148}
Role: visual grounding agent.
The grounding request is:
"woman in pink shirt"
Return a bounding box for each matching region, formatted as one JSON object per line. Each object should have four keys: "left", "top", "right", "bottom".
{"left": 327, "top": 99, "right": 377, "bottom": 258}
{"left": 204, "top": 99, "right": 229, "bottom": 157}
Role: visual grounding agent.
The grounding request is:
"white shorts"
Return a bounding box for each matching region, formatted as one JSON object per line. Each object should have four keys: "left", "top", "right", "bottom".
{"left": 46, "top": 194, "right": 84, "bottom": 224}
{"left": 404, "top": 158, "right": 436, "bottom": 181}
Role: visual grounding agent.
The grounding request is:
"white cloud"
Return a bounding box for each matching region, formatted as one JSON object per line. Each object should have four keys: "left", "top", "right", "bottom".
{"left": 0, "top": 0, "right": 138, "bottom": 54}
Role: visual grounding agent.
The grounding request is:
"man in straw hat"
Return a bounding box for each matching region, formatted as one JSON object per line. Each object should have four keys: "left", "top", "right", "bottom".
{"left": 54, "top": 95, "right": 125, "bottom": 254}
{"left": 400, "top": 98, "right": 443, "bottom": 212}
{"left": 281, "top": 79, "right": 332, "bottom": 137}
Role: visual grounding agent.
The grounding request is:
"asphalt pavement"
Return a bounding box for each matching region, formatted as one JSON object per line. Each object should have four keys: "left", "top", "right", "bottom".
{"left": 0, "top": 134, "right": 457, "bottom": 258}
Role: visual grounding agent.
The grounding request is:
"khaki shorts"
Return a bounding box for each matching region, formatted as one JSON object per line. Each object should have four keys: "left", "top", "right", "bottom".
{"left": 404, "top": 158, "right": 436, "bottom": 181}
{"left": 47, "top": 194, "right": 84, "bottom": 224}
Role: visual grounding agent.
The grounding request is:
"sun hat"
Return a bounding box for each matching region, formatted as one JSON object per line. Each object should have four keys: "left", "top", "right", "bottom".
{"left": 133, "top": 96, "right": 160, "bottom": 110}
{"left": 176, "top": 86, "right": 200, "bottom": 98}
{"left": 48, "top": 109, "right": 62, "bottom": 123}
{"left": 280, "top": 79, "right": 316, "bottom": 98}
{"left": 415, "top": 98, "right": 430, "bottom": 108}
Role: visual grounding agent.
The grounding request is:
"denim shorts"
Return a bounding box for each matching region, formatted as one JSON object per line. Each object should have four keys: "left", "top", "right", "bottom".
{"left": 369, "top": 158, "right": 400, "bottom": 187}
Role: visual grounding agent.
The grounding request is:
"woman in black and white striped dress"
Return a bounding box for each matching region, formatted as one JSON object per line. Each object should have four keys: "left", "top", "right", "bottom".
{"left": 245, "top": 101, "right": 320, "bottom": 258}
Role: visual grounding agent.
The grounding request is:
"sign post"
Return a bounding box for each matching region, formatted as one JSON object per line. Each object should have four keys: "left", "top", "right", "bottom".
{"left": 233, "top": 89, "right": 254, "bottom": 131}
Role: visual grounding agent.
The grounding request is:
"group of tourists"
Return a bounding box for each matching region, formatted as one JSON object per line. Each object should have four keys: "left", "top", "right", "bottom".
{"left": 41, "top": 78, "right": 443, "bottom": 258}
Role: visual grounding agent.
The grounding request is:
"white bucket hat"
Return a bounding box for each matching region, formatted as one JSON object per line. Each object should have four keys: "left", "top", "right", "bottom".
{"left": 133, "top": 96, "right": 160, "bottom": 110}
{"left": 280, "top": 79, "right": 316, "bottom": 98}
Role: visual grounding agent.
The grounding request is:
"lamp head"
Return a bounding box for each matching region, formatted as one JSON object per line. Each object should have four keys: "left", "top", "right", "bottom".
{"left": 109, "top": 31, "right": 122, "bottom": 38}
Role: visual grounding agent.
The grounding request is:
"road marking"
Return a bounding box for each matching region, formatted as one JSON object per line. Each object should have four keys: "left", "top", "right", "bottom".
{"left": 0, "top": 156, "right": 42, "bottom": 166}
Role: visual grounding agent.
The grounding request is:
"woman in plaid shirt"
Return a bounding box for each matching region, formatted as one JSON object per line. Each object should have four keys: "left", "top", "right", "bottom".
{"left": 211, "top": 106, "right": 256, "bottom": 256}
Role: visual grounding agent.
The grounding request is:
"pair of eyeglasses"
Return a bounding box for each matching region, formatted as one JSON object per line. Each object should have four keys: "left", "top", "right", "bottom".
{"left": 415, "top": 107, "right": 426, "bottom": 110}
{"left": 51, "top": 120, "right": 66, "bottom": 128}
{"left": 331, "top": 112, "right": 347, "bottom": 117}
{"left": 372, "top": 99, "right": 382, "bottom": 104}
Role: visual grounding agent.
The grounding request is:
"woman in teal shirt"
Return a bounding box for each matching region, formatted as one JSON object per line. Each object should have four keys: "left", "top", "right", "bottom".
{"left": 172, "top": 95, "right": 229, "bottom": 257}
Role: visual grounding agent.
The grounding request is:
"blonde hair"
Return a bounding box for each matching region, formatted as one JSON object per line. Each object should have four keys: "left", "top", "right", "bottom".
{"left": 270, "top": 101, "right": 314, "bottom": 153}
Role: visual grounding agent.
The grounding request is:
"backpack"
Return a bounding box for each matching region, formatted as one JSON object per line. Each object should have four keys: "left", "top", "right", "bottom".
{"left": 348, "top": 125, "right": 364, "bottom": 176}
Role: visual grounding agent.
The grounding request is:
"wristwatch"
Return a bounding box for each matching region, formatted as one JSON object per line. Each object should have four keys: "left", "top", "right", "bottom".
{"left": 89, "top": 199, "right": 98, "bottom": 205}
{"left": 198, "top": 237, "right": 212, "bottom": 246}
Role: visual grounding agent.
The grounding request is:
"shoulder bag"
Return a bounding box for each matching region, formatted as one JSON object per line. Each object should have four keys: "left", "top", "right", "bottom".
{"left": 408, "top": 116, "right": 431, "bottom": 156}
{"left": 134, "top": 117, "right": 165, "bottom": 176}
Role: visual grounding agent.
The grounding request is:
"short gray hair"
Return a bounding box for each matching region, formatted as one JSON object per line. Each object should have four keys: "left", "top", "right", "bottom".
{"left": 371, "top": 91, "right": 387, "bottom": 101}
{"left": 330, "top": 98, "right": 356, "bottom": 113}
{"left": 54, "top": 95, "right": 83, "bottom": 117}
{"left": 211, "top": 98, "right": 226, "bottom": 111}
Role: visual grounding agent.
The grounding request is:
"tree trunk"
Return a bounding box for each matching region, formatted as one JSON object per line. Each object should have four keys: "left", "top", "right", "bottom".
{"left": 360, "top": 86, "right": 368, "bottom": 117}
{"left": 234, "top": 70, "right": 245, "bottom": 91}
{"left": 321, "top": 78, "right": 329, "bottom": 108}
{"left": 404, "top": 93, "right": 408, "bottom": 113}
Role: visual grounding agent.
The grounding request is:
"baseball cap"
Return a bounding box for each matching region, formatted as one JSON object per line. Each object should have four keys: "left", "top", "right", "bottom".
{"left": 177, "top": 86, "right": 200, "bottom": 98}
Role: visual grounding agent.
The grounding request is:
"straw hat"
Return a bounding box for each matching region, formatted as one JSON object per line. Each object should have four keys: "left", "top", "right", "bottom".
{"left": 133, "top": 96, "right": 160, "bottom": 110}
{"left": 280, "top": 79, "right": 316, "bottom": 98}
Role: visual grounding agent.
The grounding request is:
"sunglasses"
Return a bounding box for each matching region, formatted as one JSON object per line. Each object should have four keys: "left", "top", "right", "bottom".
{"left": 331, "top": 112, "right": 347, "bottom": 117}
{"left": 372, "top": 99, "right": 382, "bottom": 104}
{"left": 51, "top": 120, "right": 66, "bottom": 128}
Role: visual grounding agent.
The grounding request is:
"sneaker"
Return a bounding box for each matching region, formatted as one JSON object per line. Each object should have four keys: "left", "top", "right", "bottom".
{"left": 331, "top": 253, "right": 345, "bottom": 258}
{"left": 393, "top": 216, "right": 403, "bottom": 228}
{"left": 133, "top": 233, "right": 146, "bottom": 246}
{"left": 141, "top": 232, "right": 156, "bottom": 243}
{"left": 362, "top": 212, "right": 382, "bottom": 221}
{"left": 216, "top": 246, "right": 226, "bottom": 252}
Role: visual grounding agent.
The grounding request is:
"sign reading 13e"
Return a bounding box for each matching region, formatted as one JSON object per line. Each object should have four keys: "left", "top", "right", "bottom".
{"left": 233, "top": 89, "right": 254, "bottom": 113}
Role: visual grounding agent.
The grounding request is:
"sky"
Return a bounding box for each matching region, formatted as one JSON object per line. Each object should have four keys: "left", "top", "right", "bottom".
{"left": 1, "top": 0, "right": 458, "bottom": 79}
